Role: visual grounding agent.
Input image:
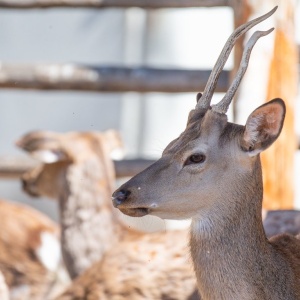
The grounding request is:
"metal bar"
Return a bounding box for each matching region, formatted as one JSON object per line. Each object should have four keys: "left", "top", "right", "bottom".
{"left": 0, "top": 157, "right": 155, "bottom": 179}
{"left": 0, "top": 0, "right": 231, "bottom": 9}
{"left": 0, "top": 63, "right": 230, "bottom": 93}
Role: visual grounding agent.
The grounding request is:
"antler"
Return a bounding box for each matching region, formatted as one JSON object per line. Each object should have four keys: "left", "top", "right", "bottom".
{"left": 196, "top": 6, "right": 277, "bottom": 111}
{"left": 212, "top": 28, "right": 274, "bottom": 114}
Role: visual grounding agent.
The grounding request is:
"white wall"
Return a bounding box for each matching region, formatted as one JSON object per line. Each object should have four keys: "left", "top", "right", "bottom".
{"left": 0, "top": 8, "right": 124, "bottom": 220}
{"left": 0, "top": 5, "right": 299, "bottom": 226}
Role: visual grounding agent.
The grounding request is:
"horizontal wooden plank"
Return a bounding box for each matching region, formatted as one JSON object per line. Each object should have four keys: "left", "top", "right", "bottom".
{"left": 0, "top": 64, "right": 230, "bottom": 93}
{"left": 0, "top": 0, "right": 231, "bottom": 9}
{"left": 0, "top": 156, "right": 155, "bottom": 179}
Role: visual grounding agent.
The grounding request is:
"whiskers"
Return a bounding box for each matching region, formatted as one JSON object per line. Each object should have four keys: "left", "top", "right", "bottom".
{"left": 143, "top": 139, "right": 171, "bottom": 158}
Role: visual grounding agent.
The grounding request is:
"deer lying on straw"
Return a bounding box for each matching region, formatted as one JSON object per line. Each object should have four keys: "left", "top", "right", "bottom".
{"left": 0, "top": 198, "right": 65, "bottom": 300}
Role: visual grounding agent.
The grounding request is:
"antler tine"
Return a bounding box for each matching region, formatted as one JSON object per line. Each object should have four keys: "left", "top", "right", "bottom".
{"left": 196, "top": 6, "right": 277, "bottom": 110}
{"left": 211, "top": 28, "right": 274, "bottom": 114}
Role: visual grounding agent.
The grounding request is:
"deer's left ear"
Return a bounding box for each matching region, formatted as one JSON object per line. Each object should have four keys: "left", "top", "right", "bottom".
{"left": 241, "top": 98, "right": 286, "bottom": 156}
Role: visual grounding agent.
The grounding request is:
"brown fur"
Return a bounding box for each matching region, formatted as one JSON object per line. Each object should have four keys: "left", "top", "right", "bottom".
{"left": 18, "top": 130, "right": 200, "bottom": 300}
{"left": 0, "top": 199, "right": 63, "bottom": 300}
{"left": 56, "top": 230, "right": 197, "bottom": 300}
{"left": 113, "top": 98, "right": 300, "bottom": 300}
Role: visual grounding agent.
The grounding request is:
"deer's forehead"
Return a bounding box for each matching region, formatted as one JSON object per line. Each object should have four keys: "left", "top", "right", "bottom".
{"left": 165, "top": 110, "right": 224, "bottom": 151}
{"left": 164, "top": 112, "right": 244, "bottom": 156}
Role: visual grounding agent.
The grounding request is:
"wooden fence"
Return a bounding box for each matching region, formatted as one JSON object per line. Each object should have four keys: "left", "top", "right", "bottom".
{"left": 0, "top": 0, "right": 298, "bottom": 210}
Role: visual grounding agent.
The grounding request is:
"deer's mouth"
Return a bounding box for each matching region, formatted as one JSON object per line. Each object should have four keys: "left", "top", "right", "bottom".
{"left": 118, "top": 207, "right": 150, "bottom": 217}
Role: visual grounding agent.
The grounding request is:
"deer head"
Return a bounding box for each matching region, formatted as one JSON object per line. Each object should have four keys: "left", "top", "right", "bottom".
{"left": 112, "top": 7, "right": 285, "bottom": 220}
{"left": 17, "top": 130, "right": 123, "bottom": 199}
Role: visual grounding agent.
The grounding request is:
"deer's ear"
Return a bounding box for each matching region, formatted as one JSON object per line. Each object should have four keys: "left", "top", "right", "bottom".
{"left": 31, "top": 149, "right": 69, "bottom": 163}
{"left": 16, "top": 131, "right": 72, "bottom": 163}
{"left": 241, "top": 98, "right": 285, "bottom": 156}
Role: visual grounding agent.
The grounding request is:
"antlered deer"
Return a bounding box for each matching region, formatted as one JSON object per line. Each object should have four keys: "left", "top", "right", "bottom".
{"left": 18, "top": 130, "right": 200, "bottom": 299}
{"left": 113, "top": 6, "right": 300, "bottom": 299}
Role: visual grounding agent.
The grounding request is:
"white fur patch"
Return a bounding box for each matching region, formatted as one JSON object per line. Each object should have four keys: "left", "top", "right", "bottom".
{"left": 166, "top": 219, "right": 191, "bottom": 230}
{"left": 32, "top": 150, "right": 60, "bottom": 163}
{"left": 35, "top": 232, "right": 61, "bottom": 272}
{"left": 11, "top": 285, "right": 30, "bottom": 299}
{"left": 110, "top": 148, "right": 125, "bottom": 160}
{"left": 0, "top": 272, "right": 9, "bottom": 300}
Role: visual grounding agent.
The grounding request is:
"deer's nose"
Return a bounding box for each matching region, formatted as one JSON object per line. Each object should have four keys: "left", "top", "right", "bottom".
{"left": 21, "top": 178, "right": 40, "bottom": 198}
{"left": 112, "top": 189, "right": 131, "bottom": 207}
{"left": 22, "top": 177, "right": 31, "bottom": 192}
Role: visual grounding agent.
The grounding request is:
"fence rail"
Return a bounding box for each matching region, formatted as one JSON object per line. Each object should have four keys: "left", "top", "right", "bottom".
{"left": 0, "top": 156, "right": 155, "bottom": 179}
{"left": 0, "top": 0, "right": 231, "bottom": 9}
{"left": 0, "top": 63, "right": 230, "bottom": 93}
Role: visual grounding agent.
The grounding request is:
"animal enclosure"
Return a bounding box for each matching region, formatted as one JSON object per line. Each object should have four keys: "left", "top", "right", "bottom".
{"left": 0, "top": 0, "right": 298, "bottom": 211}
{"left": 0, "top": 0, "right": 299, "bottom": 299}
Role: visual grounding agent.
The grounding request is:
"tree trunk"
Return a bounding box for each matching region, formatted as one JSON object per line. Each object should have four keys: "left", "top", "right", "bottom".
{"left": 236, "top": 0, "right": 297, "bottom": 209}
{"left": 236, "top": 0, "right": 298, "bottom": 210}
{"left": 262, "top": 0, "right": 298, "bottom": 209}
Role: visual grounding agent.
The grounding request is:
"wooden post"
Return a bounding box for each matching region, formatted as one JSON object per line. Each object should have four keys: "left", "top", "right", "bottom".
{"left": 262, "top": 0, "right": 298, "bottom": 209}
{"left": 231, "top": 0, "right": 251, "bottom": 120}
{"left": 0, "top": 156, "right": 156, "bottom": 179}
{"left": 236, "top": 1, "right": 298, "bottom": 209}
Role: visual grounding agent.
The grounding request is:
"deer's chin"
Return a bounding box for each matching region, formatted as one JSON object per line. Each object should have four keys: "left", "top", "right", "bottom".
{"left": 118, "top": 207, "right": 150, "bottom": 217}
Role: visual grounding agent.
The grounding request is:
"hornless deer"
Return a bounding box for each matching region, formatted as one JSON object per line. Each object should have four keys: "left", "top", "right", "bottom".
{"left": 17, "top": 130, "right": 124, "bottom": 279}
{"left": 113, "top": 6, "right": 300, "bottom": 299}
{"left": 18, "top": 130, "right": 200, "bottom": 299}
{"left": 0, "top": 199, "right": 66, "bottom": 300}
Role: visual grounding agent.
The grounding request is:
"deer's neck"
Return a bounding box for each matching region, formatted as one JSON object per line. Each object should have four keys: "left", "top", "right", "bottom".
{"left": 190, "top": 161, "right": 282, "bottom": 299}
{"left": 59, "top": 158, "right": 123, "bottom": 278}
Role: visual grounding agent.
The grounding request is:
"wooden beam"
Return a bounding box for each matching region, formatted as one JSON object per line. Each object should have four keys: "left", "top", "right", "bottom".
{"left": 0, "top": 156, "right": 155, "bottom": 179}
{"left": 0, "top": 64, "right": 229, "bottom": 93}
{"left": 261, "top": 0, "right": 298, "bottom": 210}
{"left": 0, "top": 0, "right": 231, "bottom": 9}
{"left": 236, "top": 1, "right": 298, "bottom": 210}
{"left": 231, "top": 0, "right": 251, "bottom": 121}
{"left": 0, "top": 157, "right": 38, "bottom": 179}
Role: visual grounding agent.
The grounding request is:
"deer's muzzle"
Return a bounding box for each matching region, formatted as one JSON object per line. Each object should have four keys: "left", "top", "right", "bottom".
{"left": 112, "top": 189, "right": 151, "bottom": 217}
{"left": 112, "top": 189, "right": 131, "bottom": 207}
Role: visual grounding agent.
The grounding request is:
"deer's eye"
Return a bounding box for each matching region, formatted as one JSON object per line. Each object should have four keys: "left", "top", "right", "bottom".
{"left": 185, "top": 154, "right": 206, "bottom": 166}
